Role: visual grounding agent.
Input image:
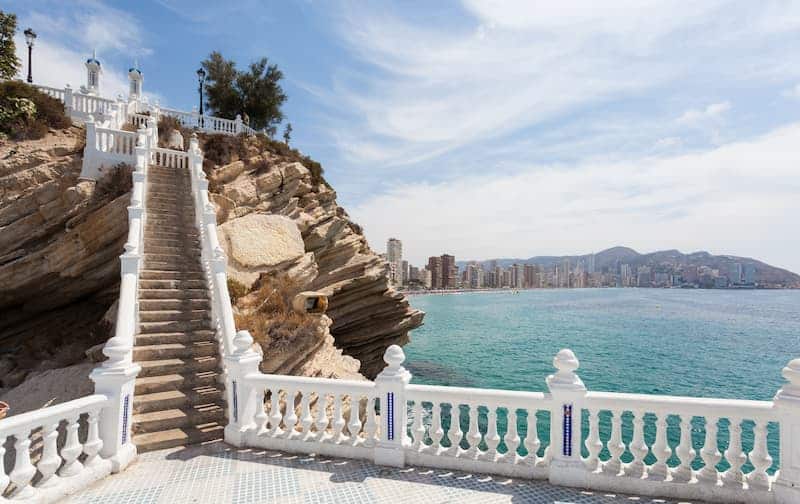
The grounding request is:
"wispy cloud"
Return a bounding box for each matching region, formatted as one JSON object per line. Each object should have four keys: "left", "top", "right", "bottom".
{"left": 350, "top": 122, "right": 800, "bottom": 273}
{"left": 677, "top": 102, "right": 731, "bottom": 125}
{"left": 319, "top": 1, "right": 800, "bottom": 167}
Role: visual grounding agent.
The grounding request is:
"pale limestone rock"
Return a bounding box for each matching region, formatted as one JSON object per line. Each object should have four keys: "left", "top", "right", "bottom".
{"left": 218, "top": 213, "right": 305, "bottom": 287}
{"left": 167, "top": 129, "right": 185, "bottom": 150}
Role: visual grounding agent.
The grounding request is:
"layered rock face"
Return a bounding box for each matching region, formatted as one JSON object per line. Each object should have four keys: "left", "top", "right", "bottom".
{"left": 0, "top": 127, "right": 126, "bottom": 390}
{"left": 0, "top": 129, "right": 423, "bottom": 404}
{"left": 209, "top": 146, "right": 424, "bottom": 379}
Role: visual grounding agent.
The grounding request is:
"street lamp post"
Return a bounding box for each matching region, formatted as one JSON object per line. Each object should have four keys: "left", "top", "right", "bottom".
{"left": 24, "top": 28, "right": 37, "bottom": 84}
{"left": 196, "top": 67, "right": 206, "bottom": 129}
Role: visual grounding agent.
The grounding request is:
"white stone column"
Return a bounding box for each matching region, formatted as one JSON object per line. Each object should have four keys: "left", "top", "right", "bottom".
{"left": 774, "top": 358, "right": 800, "bottom": 503}
{"left": 373, "top": 345, "right": 411, "bottom": 467}
{"left": 64, "top": 84, "right": 73, "bottom": 116}
{"left": 223, "top": 330, "right": 262, "bottom": 447}
{"left": 546, "top": 349, "right": 589, "bottom": 488}
{"left": 235, "top": 114, "right": 243, "bottom": 134}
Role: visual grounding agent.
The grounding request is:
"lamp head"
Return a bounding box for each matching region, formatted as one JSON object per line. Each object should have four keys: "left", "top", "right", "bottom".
{"left": 196, "top": 67, "right": 206, "bottom": 83}
{"left": 24, "top": 28, "right": 37, "bottom": 47}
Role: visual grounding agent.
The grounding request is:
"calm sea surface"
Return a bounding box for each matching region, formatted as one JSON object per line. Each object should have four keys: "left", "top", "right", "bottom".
{"left": 404, "top": 289, "right": 800, "bottom": 467}
{"left": 406, "top": 288, "right": 800, "bottom": 400}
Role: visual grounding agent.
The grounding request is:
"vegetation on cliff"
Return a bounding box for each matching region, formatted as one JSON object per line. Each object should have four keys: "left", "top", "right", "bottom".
{"left": 0, "top": 81, "right": 71, "bottom": 140}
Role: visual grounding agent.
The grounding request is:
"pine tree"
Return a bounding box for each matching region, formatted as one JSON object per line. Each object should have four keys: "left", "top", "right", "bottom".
{"left": 0, "top": 11, "right": 21, "bottom": 80}
{"left": 283, "top": 122, "right": 292, "bottom": 145}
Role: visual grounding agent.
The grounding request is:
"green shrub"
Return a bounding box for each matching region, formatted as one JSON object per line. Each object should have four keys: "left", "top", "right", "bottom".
{"left": 0, "top": 81, "right": 71, "bottom": 140}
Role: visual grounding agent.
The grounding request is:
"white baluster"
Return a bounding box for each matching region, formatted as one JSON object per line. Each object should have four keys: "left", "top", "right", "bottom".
{"left": 747, "top": 420, "right": 772, "bottom": 490}
{"left": 483, "top": 404, "right": 500, "bottom": 460}
{"left": 332, "top": 394, "right": 346, "bottom": 444}
{"left": 466, "top": 403, "right": 482, "bottom": 457}
{"left": 626, "top": 410, "right": 647, "bottom": 477}
{"left": 447, "top": 403, "right": 463, "bottom": 455}
{"left": 269, "top": 389, "right": 283, "bottom": 436}
{"left": 283, "top": 388, "right": 298, "bottom": 439}
{"left": 411, "top": 401, "right": 425, "bottom": 450}
{"left": 300, "top": 391, "right": 314, "bottom": 440}
{"left": 584, "top": 408, "right": 602, "bottom": 471}
{"left": 722, "top": 417, "right": 746, "bottom": 486}
{"left": 59, "top": 414, "right": 84, "bottom": 477}
{"left": 0, "top": 440, "right": 9, "bottom": 494}
{"left": 429, "top": 401, "right": 444, "bottom": 452}
{"left": 83, "top": 409, "right": 104, "bottom": 466}
{"left": 604, "top": 410, "right": 625, "bottom": 475}
{"left": 348, "top": 396, "right": 363, "bottom": 446}
{"left": 672, "top": 414, "right": 696, "bottom": 482}
{"left": 649, "top": 413, "right": 671, "bottom": 480}
{"left": 9, "top": 432, "right": 36, "bottom": 499}
{"left": 37, "top": 421, "right": 62, "bottom": 487}
{"left": 504, "top": 408, "right": 521, "bottom": 463}
{"left": 364, "top": 396, "right": 378, "bottom": 447}
{"left": 524, "top": 409, "right": 541, "bottom": 465}
{"left": 698, "top": 416, "right": 721, "bottom": 484}
{"left": 254, "top": 389, "right": 268, "bottom": 434}
{"left": 314, "top": 393, "right": 329, "bottom": 441}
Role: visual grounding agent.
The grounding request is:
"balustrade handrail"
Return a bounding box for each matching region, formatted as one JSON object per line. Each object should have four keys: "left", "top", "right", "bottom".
{"left": 247, "top": 373, "right": 376, "bottom": 395}
{"left": 0, "top": 394, "right": 108, "bottom": 436}
{"left": 585, "top": 390, "right": 776, "bottom": 418}
{"left": 406, "top": 383, "right": 550, "bottom": 407}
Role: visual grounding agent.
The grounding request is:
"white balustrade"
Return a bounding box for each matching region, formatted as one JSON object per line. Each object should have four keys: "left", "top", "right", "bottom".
{"left": 0, "top": 395, "right": 111, "bottom": 502}
{"left": 152, "top": 147, "right": 189, "bottom": 169}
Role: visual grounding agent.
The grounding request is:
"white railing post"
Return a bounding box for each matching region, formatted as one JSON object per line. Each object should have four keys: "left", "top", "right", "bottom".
{"left": 546, "top": 349, "right": 588, "bottom": 488}
{"left": 235, "top": 114, "right": 243, "bottom": 134}
{"left": 223, "top": 330, "right": 262, "bottom": 446}
{"left": 373, "top": 345, "right": 411, "bottom": 467}
{"left": 774, "top": 358, "right": 800, "bottom": 503}
{"left": 64, "top": 84, "right": 73, "bottom": 116}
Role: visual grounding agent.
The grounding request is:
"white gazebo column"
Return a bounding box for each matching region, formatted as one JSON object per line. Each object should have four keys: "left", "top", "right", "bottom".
{"left": 85, "top": 51, "right": 102, "bottom": 95}
{"left": 128, "top": 63, "right": 143, "bottom": 102}
{"left": 774, "top": 358, "right": 800, "bottom": 504}
{"left": 223, "top": 330, "right": 262, "bottom": 447}
{"left": 547, "top": 349, "right": 589, "bottom": 488}
{"left": 373, "top": 345, "right": 412, "bottom": 467}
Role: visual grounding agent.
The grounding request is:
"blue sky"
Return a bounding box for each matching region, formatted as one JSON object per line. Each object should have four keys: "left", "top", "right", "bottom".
{"left": 6, "top": 1, "right": 800, "bottom": 272}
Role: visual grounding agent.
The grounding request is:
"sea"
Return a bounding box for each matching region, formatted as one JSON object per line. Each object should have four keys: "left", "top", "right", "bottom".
{"left": 404, "top": 288, "right": 800, "bottom": 468}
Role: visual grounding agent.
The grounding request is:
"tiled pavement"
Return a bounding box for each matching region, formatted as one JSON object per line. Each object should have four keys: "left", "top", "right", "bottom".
{"left": 66, "top": 443, "right": 698, "bottom": 503}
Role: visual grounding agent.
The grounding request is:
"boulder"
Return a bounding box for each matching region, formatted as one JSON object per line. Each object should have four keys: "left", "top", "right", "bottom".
{"left": 218, "top": 213, "right": 305, "bottom": 287}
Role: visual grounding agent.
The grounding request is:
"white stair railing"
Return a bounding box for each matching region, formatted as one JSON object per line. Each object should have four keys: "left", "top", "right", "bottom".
{"left": 0, "top": 395, "right": 112, "bottom": 502}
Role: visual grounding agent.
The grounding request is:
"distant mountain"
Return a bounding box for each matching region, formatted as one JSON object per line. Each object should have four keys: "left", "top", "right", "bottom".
{"left": 458, "top": 246, "right": 800, "bottom": 288}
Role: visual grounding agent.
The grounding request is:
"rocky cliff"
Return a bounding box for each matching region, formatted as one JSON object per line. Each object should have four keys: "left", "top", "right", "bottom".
{"left": 0, "top": 128, "right": 423, "bottom": 404}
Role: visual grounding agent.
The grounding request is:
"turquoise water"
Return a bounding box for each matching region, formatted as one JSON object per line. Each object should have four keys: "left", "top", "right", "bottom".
{"left": 406, "top": 289, "right": 800, "bottom": 399}
{"left": 404, "top": 289, "right": 800, "bottom": 469}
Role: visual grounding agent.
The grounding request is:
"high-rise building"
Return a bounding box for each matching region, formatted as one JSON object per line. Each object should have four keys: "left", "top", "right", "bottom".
{"left": 588, "top": 253, "right": 596, "bottom": 274}
{"left": 401, "top": 260, "right": 409, "bottom": 285}
{"left": 386, "top": 238, "right": 403, "bottom": 286}
{"left": 561, "top": 258, "right": 571, "bottom": 288}
{"left": 441, "top": 254, "right": 457, "bottom": 289}
{"left": 728, "top": 263, "right": 743, "bottom": 285}
{"left": 620, "top": 264, "right": 632, "bottom": 287}
{"left": 427, "top": 256, "right": 442, "bottom": 289}
{"left": 744, "top": 264, "right": 756, "bottom": 285}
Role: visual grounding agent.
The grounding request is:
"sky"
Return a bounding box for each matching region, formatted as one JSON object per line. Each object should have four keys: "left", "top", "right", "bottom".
{"left": 5, "top": 0, "right": 800, "bottom": 273}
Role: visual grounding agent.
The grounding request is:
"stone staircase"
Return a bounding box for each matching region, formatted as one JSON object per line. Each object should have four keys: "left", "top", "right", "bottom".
{"left": 131, "top": 164, "right": 226, "bottom": 452}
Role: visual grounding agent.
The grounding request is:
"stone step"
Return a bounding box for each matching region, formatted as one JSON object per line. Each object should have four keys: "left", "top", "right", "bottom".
{"left": 134, "top": 370, "right": 220, "bottom": 394}
{"left": 146, "top": 202, "right": 195, "bottom": 212}
{"left": 138, "top": 319, "right": 213, "bottom": 334}
{"left": 135, "top": 330, "right": 216, "bottom": 346}
{"left": 139, "top": 310, "right": 210, "bottom": 323}
{"left": 141, "top": 260, "right": 202, "bottom": 272}
{"left": 139, "top": 270, "right": 205, "bottom": 281}
{"left": 132, "top": 423, "right": 225, "bottom": 453}
{"left": 143, "top": 253, "right": 197, "bottom": 264}
{"left": 133, "top": 341, "right": 217, "bottom": 360}
{"left": 132, "top": 403, "right": 225, "bottom": 434}
{"left": 144, "top": 237, "right": 200, "bottom": 249}
{"left": 136, "top": 356, "right": 220, "bottom": 379}
{"left": 139, "top": 288, "right": 208, "bottom": 299}
{"left": 144, "top": 230, "right": 199, "bottom": 240}
{"left": 144, "top": 243, "right": 201, "bottom": 254}
{"left": 139, "top": 279, "right": 207, "bottom": 290}
{"left": 132, "top": 385, "right": 224, "bottom": 413}
{"left": 145, "top": 219, "right": 196, "bottom": 228}
{"left": 139, "top": 298, "right": 210, "bottom": 311}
